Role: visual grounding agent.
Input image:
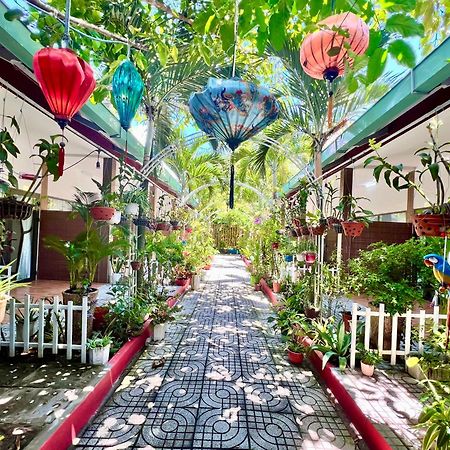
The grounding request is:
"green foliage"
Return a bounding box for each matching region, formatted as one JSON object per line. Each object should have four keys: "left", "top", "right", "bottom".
{"left": 0, "top": 117, "right": 20, "bottom": 194}
{"left": 344, "top": 237, "right": 443, "bottom": 314}
{"left": 357, "top": 346, "right": 382, "bottom": 365}
{"left": 86, "top": 332, "right": 112, "bottom": 349}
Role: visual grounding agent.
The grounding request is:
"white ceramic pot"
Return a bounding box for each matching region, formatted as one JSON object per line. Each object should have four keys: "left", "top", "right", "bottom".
{"left": 407, "top": 362, "right": 426, "bottom": 381}
{"left": 153, "top": 323, "right": 166, "bottom": 341}
{"left": 107, "top": 210, "right": 122, "bottom": 225}
{"left": 296, "top": 253, "right": 305, "bottom": 262}
{"left": 192, "top": 274, "right": 201, "bottom": 291}
{"left": 361, "top": 362, "right": 375, "bottom": 377}
{"left": 89, "top": 344, "right": 111, "bottom": 365}
{"left": 111, "top": 273, "right": 122, "bottom": 284}
{"left": 125, "top": 203, "right": 139, "bottom": 216}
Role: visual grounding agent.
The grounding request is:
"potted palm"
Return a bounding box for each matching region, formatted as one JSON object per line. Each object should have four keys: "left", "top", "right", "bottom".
{"left": 15, "top": 308, "right": 39, "bottom": 342}
{"left": 364, "top": 120, "right": 450, "bottom": 237}
{"left": 87, "top": 332, "right": 112, "bottom": 365}
{"left": 287, "top": 339, "right": 309, "bottom": 365}
{"left": 336, "top": 195, "right": 372, "bottom": 237}
{"left": 358, "top": 347, "right": 382, "bottom": 377}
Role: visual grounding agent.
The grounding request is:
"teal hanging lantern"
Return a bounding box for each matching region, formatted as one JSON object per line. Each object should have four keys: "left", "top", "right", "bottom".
{"left": 112, "top": 60, "right": 144, "bottom": 131}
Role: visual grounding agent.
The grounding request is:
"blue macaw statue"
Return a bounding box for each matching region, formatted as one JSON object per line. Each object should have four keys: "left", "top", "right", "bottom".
{"left": 423, "top": 254, "right": 450, "bottom": 290}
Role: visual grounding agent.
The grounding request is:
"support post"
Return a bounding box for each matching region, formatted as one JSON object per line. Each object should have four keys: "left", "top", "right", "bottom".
{"left": 40, "top": 163, "right": 49, "bottom": 210}
{"left": 406, "top": 171, "right": 415, "bottom": 223}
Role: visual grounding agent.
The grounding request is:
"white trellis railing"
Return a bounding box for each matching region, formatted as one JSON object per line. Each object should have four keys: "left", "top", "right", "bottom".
{"left": 349, "top": 302, "right": 447, "bottom": 368}
{"left": 0, "top": 295, "right": 89, "bottom": 363}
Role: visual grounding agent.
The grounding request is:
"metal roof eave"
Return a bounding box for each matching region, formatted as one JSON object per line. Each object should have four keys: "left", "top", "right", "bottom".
{"left": 283, "top": 36, "right": 450, "bottom": 194}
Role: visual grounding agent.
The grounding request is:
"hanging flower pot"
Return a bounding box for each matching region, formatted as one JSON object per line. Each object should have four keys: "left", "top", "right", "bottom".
{"left": 284, "top": 255, "right": 294, "bottom": 263}
{"left": 304, "top": 252, "right": 317, "bottom": 265}
{"left": 133, "top": 217, "right": 149, "bottom": 227}
{"left": 342, "top": 221, "right": 365, "bottom": 237}
{"left": 90, "top": 206, "right": 116, "bottom": 221}
{"left": 308, "top": 224, "right": 326, "bottom": 236}
{"left": 131, "top": 261, "right": 142, "bottom": 271}
{"left": 175, "top": 277, "right": 189, "bottom": 286}
{"left": 327, "top": 217, "right": 341, "bottom": 229}
{"left": 185, "top": 225, "right": 193, "bottom": 233}
{"left": 0, "top": 198, "right": 33, "bottom": 220}
{"left": 412, "top": 214, "right": 450, "bottom": 237}
{"left": 170, "top": 220, "right": 181, "bottom": 230}
{"left": 304, "top": 306, "right": 321, "bottom": 319}
{"left": 125, "top": 203, "right": 139, "bottom": 216}
{"left": 107, "top": 210, "right": 122, "bottom": 225}
{"left": 272, "top": 242, "right": 280, "bottom": 250}
{"left": 272, "top": 281, "right": 281, "bottom": 293}
{"left": 156, "top": 221, "right": 171, "bottom": 232}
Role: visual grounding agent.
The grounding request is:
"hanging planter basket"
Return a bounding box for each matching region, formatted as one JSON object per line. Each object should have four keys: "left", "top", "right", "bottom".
{"left": 170, "top": 220, "right": 181, "bottom": 230}
{"left": 0, "top": 198, "right": 33, "bottom": 220}
{"left": 272, "top": 242, "right": 280, "bottom": 250}
{"left": 304, "top": 251, "right": 317, "bottom": 265}
{"left": 342, "top": 221, "right": 365, "bottom": 237}
{"left": 412, "top": 214, "right": 450, "bottom": 237}
{"left": 133, "top": 217, "right": 150, "bottom": 227}
{"left": 327, "top": 217, "right": 341, "bottom": 229}
{"left": 90, "top": 206, "right": 116, "bottom": 221}
{"left": 308, "top": 224, "right": 326, "bottom": 236}
{"left": 130, "top": 261, "right": 142, "bottom": 271}
{"left": 156, "top": 221, "right": 171, "bottom": 232}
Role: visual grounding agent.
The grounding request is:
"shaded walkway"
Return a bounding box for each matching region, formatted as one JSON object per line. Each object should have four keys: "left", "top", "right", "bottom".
{"left": 73, "top": 255, "right": 356, "bottom": 449}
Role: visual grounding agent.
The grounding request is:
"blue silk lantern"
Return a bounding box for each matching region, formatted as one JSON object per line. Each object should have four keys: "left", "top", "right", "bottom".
{"left": 189, "top": 77, "right": 279, "bottom": 208}
{"left": 112, "top": 60, "right": 144, "bottom": 131}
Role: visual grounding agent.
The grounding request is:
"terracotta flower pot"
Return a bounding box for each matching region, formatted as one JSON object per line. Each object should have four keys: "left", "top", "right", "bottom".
{"left": 254, "top": 283, "right": 261, "bottom": 291}
{"left": 90, "top": 206, "right": 116, "bottom": 221}
{"left": 203, "top": 264, "right": 212, "bottom": 270}
{"left": 326, "top": 217, "right": 341, "bottom": 229}
{"left": 308, "top": 224, "right": 326, "bottom": 235}
{"left": 93, "top": 306, "right": 109, "bottom": 332}
{"left": 361, "top": 362, "right": 375, "bottom": 377}
{"left": 287, "top": 350, "right": 304, "bottom": 365}
{"left": 272, "top": 242, "right": 279, "bottom": 250}
{"left": 156, "top": 222, "right": 171, "bottom": 232}
{"left": 175, "top": 277, "right": 188, "bottom": 286}
{"left": 342, "top": 221, "right": 365, "bottom": 237}
{"left": 412, "top": 214, "right": 450, "bottom": 237}
{"left": 131, "top": 261, "right": 142, "bottom": 271}
{"left": 304, "top": 252, "right": 316, "bottom": 265}
{"left": 304, "top": 306, "right": 320, "bottom": 319}
{"left": 272, "top": 281, "right": 281, "bottom": 293}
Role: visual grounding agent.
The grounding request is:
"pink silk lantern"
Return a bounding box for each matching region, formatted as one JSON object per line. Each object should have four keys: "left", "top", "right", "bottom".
{"left": 300, "top": 12, "right": 369, "bottom": 126}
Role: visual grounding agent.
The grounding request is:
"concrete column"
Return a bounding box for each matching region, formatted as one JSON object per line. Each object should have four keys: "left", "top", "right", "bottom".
{"left": 40, "top": 163, "right": 49, "bottom": 210}
{"left": 102, "top": 158, "right": 114, "bottom": 192}
{"left": 406, "top": 171, "right": 415, "bottom": 223}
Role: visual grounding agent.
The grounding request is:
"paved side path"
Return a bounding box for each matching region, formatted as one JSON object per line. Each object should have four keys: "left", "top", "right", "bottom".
{"left": 73, "top": 255, "right": 356, "bottom": 449}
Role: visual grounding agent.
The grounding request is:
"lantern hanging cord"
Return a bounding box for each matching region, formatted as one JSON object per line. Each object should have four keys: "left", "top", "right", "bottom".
{"left": 231, "top": 0, "right": 240, "bottom": 78}
{"left": 62, "top": 0, "right": 71, "bottom": 48}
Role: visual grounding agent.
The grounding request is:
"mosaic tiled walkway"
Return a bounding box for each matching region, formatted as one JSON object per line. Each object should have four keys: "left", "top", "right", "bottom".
{"left": 73, "top": 255, "right": 356, "bottom": 449}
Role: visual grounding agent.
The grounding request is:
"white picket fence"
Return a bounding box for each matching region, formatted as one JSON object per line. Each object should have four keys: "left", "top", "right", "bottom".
{"left": 0, "top": 295, "right": 89, "bottom": 363}
{"left": 349, "top": 302, "right": 447, "bottom": 368}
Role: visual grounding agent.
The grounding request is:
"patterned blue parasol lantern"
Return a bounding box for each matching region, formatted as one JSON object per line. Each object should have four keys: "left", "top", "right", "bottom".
{"left": 189, "top": 77, "right": 279, "bottom": 208}
{"left": 112, "top": 60, "right": 144, "bottom": 132}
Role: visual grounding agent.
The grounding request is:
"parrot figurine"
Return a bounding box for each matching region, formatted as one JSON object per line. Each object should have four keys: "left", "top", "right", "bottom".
{"left": 423, "top": 253, "right": 450, "bottom": 348}
{"left": 423, "top": 254, "right": 450, "bottom": 291}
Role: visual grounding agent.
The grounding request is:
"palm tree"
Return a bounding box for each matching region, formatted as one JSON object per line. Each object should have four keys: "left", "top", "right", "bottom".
{"left": 252, "top": 39, "right": 389, "bottom": 181}
{"left": 165, "top": 138, "right": 227, "bottom": 206}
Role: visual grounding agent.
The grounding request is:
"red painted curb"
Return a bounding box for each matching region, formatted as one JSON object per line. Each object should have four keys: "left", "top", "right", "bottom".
{"left": 259, "top": 280, "right": 392, "bottom": 450}
{"left": 39, "top": 282, "right": 190, "bottom": 450}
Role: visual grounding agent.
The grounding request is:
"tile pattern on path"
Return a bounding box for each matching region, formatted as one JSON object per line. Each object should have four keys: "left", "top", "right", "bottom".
{"left": 72, "top": 255, "right": 356, "bottom": 450}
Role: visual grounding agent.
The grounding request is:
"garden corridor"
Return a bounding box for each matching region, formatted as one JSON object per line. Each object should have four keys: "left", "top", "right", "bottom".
{"left": 73, "top": 255, "right": 356, "bottom": 449}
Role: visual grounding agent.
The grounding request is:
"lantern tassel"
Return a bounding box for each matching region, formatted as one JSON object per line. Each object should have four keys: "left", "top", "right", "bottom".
{"left": 58, "top": 141, "right": 65, "bottom": 177}
{"left": 327, "top": 92, "right": 333, "bottom": 129}
{"left": 229, "top": 163, "right": 235, "bottom": 209}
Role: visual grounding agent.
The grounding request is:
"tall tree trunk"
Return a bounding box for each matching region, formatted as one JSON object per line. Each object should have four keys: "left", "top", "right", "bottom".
{"left": 137, "top": 108, "right": 155, "bottom": 288}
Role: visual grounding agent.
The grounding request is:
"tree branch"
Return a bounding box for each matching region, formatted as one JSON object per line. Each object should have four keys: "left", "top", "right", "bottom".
{"left": 26, "top": 0, "right": 150, "bottom": 51}
{"left": 145, "top": 0, "right": 193, "bottom": 25}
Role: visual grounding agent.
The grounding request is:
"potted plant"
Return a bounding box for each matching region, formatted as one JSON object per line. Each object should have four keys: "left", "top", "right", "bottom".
{"left": 364, "top": 120, "right": 450, "bottom": 237}
{"left": 358, "top": 347, "right": 382, "bottom": 377}
{"left": 0, "top": 264, "right": 28, "bottom": 323}
{"left": 323, "top": 182, "right": 341, "bottom": 230}
{"left": 89, "top": 180, "right": 117, "bottom": 221}
{"left": 0, "top": 128, "right": 64, "bottom": 220}
{"left": 272, "top": 278, "right": 282, "bottom": 293}
{"left": 15, "top": 308, "right": 39, "bottom": 342}
{"left": 306, "top": 210, "right": 327, "bottom": 235}
{"left": 148, "top": 292, "right": 179, "bottom": 341}
{"left": 123, "top": 189, "right": 149, "bottom": 217}
{"left": 336, "top": 195, "right": 372, "bottom": 237}
{"left": 287, "top": 339, "right": 309, "bottom": 365}
{"left": 131, "top": 260, "right": 142, "bottom": 271}
{"left": 86, "top": 332, "right": 112, "bottom": 365}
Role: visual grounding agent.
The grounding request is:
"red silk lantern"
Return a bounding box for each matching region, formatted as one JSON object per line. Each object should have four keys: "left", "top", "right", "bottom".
{"left": 33, "top": 48, "right": 96, "bottom": 129}
{"left": 300, "top": 12, "right": 369, "bottom": 126}
{"left": 33, "top": 48, "right": 96, "bottom": 175}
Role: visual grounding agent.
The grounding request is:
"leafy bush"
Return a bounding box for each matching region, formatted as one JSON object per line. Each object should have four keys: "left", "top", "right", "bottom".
{"left": 344, "top": 237, "right": 443, "bottom": 314}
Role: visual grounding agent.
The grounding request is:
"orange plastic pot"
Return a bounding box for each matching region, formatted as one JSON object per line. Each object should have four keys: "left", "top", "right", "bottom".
{"left": 412, "top": 214, "right": 450, "bottom": 237}
{"left": 287, "top": 350, "right": 304, "bottom": 365}
{"left": 342, "top": 221, "right": 365, "bottom": 237}
{"left": 90, "top": 206, "right": 116, "bottom": 221}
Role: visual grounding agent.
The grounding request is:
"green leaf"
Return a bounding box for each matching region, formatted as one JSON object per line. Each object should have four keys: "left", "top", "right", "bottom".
{"left": 380, "top": 0, "right": 415, "bottom": 12}
{"left": 4, "top": 8, "right": 24, "bottom": 21}
{"left": 366, "top": 30, "right": 382, "bottom": 57}
{"left": 157, "top": 42, "right": 168, "bottom": 66}
{"left": 422, "top": 423, "right": 440, "bottom": 450}
{"left": 366, "top": 48, "right": 388, "bottom": 83}
{"left": 385, "top": 14, "right": 425, "bottom": 38}
{"left": 309, "top": 0, "right": 322, "bottom": 16}
{"left": 256, "top": 28, "right": 268, "bottom": 55}
{"left": 220, "top": 23, "right": 234, "bottom": 53}
{"left": 373, "top": 165, "right": 383, "bottom": 182}
{"left": 268, "top": 13, "right": 286, "bottom": 51}
{"left": 388, "top": 39, "right": 416, "bottom": 68}
{"left": 204, "top": 14, "right": 216, "bottom": 34}
{"left": 429, "top": 163, "right": 439, "bottom": 180}
{"left": 8, "top": 173, "right": 18, "bottom": 188}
